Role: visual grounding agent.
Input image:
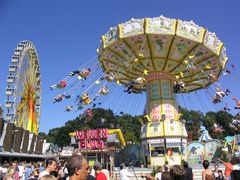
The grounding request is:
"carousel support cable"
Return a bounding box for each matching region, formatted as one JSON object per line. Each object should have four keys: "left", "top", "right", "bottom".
{"left": 104, "top": 86, "right": 123, "bottom": 112}
{"left": 181, "top": 94, "right": 188, "bottom": 110}
{"left": 94, "top": 82, "right": 118, "bottom": 108}
{"left": 76, "top": 55, "right": 98, "bottom": 72}
{"left": 83, "top": 73, "right": 105, "bottom": 94}
{"left": 118, "top": 90, "right": 136, "bottom": 114}
{"left": 188, "top": 94, "right": 196, "bottom": 111}
{"left": 129, "top": 93, "right": 141, "bottom": 115}
{"left": 62, "top": 55, "right": 98, "bottom": 82}
{"left": 115, "top": 90, "right": 134, "bottom": 114}
{"left": 91, "top": 81, "right": 108, "bottom": 101}
{"left": 133, "top": 94, "right": 144, "bottom": 116}
{"left": 194, "top": 91, "right": 209, "bottom": 113}
{"left": 213, "top": 81, "right": 236, "bottom": 101}
{"left": 204, "top": 89, "right": 219, "bottom": 111}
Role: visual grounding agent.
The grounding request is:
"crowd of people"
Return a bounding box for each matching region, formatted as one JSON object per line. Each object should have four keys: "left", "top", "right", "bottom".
{"left": 140, "top": 159, "right": 240, "bottom": 180}
{"left": 0, "top": 155, "right": 111, "bottom": 180}
{"left": 0, "top": 156, "right": 240, "bottom": 180}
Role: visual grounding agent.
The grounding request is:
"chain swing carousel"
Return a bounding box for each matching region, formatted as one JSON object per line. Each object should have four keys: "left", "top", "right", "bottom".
{"left": 98, "top": 16, "right": 228, "bottom": 166}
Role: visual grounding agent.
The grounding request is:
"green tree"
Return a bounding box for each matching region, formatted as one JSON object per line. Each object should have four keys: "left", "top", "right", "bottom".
{"left": 116, "top": 114, "right": 142, "bottom": 144}
{"left": 38, "top": 132, "right": 47, "bottom": 139}
{"left": 45, "top": 107, "right": 237, "bottom": 147}
{"left": 215, "top": 111, "right": 236, "bottom": 136}
{"left": 180, "top": 107, "right": 203, "bottom": 140}
{"left": 203, "top": 111, "right": 223, "bottom": 139}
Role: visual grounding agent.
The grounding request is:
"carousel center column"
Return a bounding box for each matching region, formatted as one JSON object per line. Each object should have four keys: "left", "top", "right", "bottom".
{"left": 145, "top": 72, "right": 178, "bottom": 122}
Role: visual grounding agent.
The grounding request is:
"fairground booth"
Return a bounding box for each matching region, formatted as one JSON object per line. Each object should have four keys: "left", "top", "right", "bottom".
{"left": 0, "top": 119, "right": 55, "bottom": 163}
{"left": 68, "top": 128, "right": 125, "bottom": 170}
{"left": 141, "top": 120, "right": 188, "bottom": 166}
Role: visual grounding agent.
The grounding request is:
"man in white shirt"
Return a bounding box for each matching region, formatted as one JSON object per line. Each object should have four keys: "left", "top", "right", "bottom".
{"left": 119, "top": 163, "right": 133, "bottom": 180}
{"left": 38, "top": 158, "right": 57, "bottom": 179}
{"left": 18, "top": 162, "right": 25, "bottom": 179}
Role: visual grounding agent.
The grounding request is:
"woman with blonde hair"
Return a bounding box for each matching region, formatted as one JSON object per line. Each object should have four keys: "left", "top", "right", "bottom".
{"left": 4, "top": 167, "right": 15, "bottom": 180}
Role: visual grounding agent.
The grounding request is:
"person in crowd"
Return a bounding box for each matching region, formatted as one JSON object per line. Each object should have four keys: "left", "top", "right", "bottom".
{"left": 119, "top": 163, "right": 133, "bottom": 180}
{"left": 28, "top": 170, "right": 39, "bottom": 180}
{"left": 50, "top": 80, "right": 67, "bottom": 90}
{"left": 230, "top": 169, "right": 240, "bottom": 180}
{"left": 140, "top": 173, "right": 155, "bottom": 180}
{"left": 57, "top": 161, "right": 65, "bottom": 179}
{"left": 87, "top": 167, "right": 95, "bottom": 180}
{"left": 49, "top": 171, "right": 59, "bottom": 179}
{"left": 161, "top": 171, "right": 172, "bottom": 180}
{"left": 215, "top": 170, "right": 225, "bottom": 180}
{"left": 11, "top": 161, "right": 19, "bottom": 180}
{"left": 39, "top": 158, "right": 57, "bottom": 179}
{"left": 39, "top": 175, "right": 56, "bottom": 180}
{"left": 93, "top": 162, "right": 106, "bottom": 180}
{"left": 213, "top": 164, "right": 219, "bottom": 178}
{"left": 170, "top": 165, "right": 185, "bottom": 180}
{"left": 18, "top": 162, "right": 25, "bottom": 179}
{"left": 66, "top": 155, "right": 89, "bottom": 180}
{"left": 25, "top": 163, "right": 33, "bottom": 179}
{"left": 141, "top": 167, "right": 179, "bottom": 180}
{"left": 163, "top": 162, "right": 170, "bottom": 172}
{"left": 5, "top": 166, "right": 16, "bottom": 180}
{"left": 202, "top": 160, "right": 214, "bottom": 180}
{"left": 39, "top": 162, "right": 45, "bottom": 173}
{"left": 52, "top": 162, "right": 64, "bottom": 179}
{"left": 155, "top": 166, "right": 163, "bottom": 180}
{"left": 182, "top": 161, "right": 192, "bottom": 180}
{"left": 217, "top": 158, "right": 233, "bottom": 178}
{"left": 1, "top": 162, "right": 9, "bottom": 179}
{"left": 101, "top": 164, "right": 109, "bottom": 180}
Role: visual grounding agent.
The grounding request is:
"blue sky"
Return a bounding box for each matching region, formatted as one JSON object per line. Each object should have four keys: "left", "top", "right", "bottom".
{"left": 0, "top": 0, "right": 240, "bottom": 133}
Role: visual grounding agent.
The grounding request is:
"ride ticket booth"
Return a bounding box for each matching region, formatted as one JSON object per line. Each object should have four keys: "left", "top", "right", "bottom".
{"left": 69, "top": 128, "right": 125, "bottom": 171}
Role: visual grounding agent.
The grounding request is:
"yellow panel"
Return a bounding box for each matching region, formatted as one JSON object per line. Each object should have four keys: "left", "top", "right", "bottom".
{"left": 176, "top": 20, "right": 206, "bottom": 43}
{"left": 108, "top": 129, "right": 126, "bottom": 146}
{"left": 164, "top": 120, "right": 182, "bottom": 136}
{"left": 147, "top": 122, "right": 164, "bottom": 137}
{"left": 151, "top": 157, "right": 166, "bottom": 166}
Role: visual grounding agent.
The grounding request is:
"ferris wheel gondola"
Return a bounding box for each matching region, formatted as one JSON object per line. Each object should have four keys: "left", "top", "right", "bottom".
{"left": 5, "top": 40, "right": 41, "bottom": 134}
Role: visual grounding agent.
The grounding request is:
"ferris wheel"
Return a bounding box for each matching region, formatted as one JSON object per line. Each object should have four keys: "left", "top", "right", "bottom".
{"left": 5, "top": 40, "right": 41, "bottom": 134}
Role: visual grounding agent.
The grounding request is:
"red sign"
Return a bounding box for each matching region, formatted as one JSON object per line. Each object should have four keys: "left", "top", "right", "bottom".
{"left": 75, "top": 129, "right": 109, "bottom": 150}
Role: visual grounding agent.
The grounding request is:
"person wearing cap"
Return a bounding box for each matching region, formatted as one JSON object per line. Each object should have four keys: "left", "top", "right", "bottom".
{"left": 93, "top": 162, "right": 107, "bottom": 180}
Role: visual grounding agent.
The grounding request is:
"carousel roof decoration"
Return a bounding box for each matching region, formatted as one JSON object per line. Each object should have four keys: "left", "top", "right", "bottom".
{"left": 98, "top": 16, "right": 228, "bottom": 93}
